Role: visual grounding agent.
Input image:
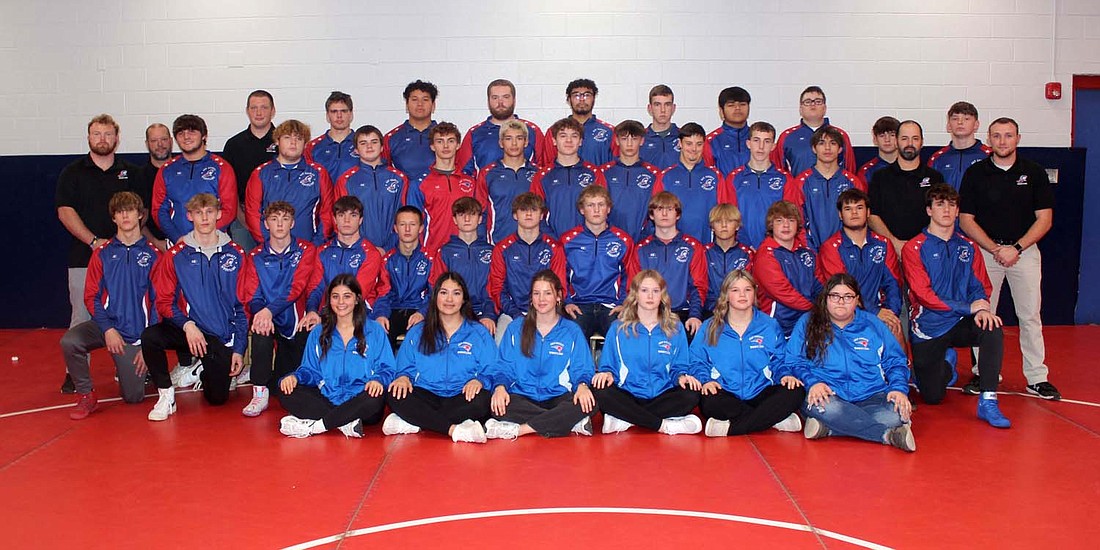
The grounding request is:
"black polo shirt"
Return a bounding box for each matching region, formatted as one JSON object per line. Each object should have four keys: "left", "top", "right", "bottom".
{"left": 55, "top": 154, "right": 138, "bottom": 267}
{"left": 959, "top": 156, "right": 1055, "bottom": 243}
{"left": 868, "top": 162, "right": 945, "bottom": 241}
{"left": 221, "top": 125, "right": 276, "bottom": 200}
{"left": 131, "top": 158, "right": 166, "bottom": 240}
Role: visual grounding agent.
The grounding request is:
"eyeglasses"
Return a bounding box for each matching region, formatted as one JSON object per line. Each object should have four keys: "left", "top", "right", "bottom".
{"left": 800, "top": 98, "right": 826, "bottom": 106}
{"left": 826, "top": 293, "right": 857, "bottom": 304}
{"left": 570, "top": 92, "right": 594, "bottom": 100}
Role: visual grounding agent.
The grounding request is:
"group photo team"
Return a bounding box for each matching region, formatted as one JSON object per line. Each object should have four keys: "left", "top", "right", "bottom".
{"left": 56, "top": 77, "right": 1058, "bottom": 450}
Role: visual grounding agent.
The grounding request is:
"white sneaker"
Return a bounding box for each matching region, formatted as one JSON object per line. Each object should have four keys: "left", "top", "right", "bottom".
{"left": 381, "top": 412, "right": 421, "bottom": 435}
{"left": 705, "top": 417, "right": 730, "bottom": 437}
{"left": 451, "top": 419, "right": 487, "bottom": 443}
{"left": 147, "top": 387, "right": 176, "bottom": 421}
{"left": 772, "top": 412, "right": 803, "bottom": 433}
{"left": 484, "top": 418, "right": 520, "bottom": 440}
{"left": 242, "top": 387, "right": 269, "bottom": 417}
{"left": 170, "top": 359, "right": 203, "bottom": 389}
{"left": 337, "top": 419, "right": 364, "bottom": 439}
{"left": 235, "top": 365, "right": 251, "bottom": 386}
{"left": 659, "top": 414, "right": 703, "bottom": 435}
{"left": 571, "top": 417, "right": 593, "bottom": 436}
{"left": 279, "top": 415, "right": 316, "bottom": 438}
{"left": 601, "top": 414, "right": 633, "bottom": 434}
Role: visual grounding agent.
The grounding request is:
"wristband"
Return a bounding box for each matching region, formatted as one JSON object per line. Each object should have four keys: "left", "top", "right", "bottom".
{"left": 89, "top": 236, "right": 98, "bottom": 248}
{"left": 1013, "top": 242, "right": 1023, "bottom": 253}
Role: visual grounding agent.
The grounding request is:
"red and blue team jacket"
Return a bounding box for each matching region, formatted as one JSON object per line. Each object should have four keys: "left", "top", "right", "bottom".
{"left": 85, "top": 237, "right": 160, "bottom": 344}
{"left": 153, "top": 153, "right": 237, "bottom": 242}
{"left": 477, "top": 160, "right": 539, "bottom": 244}
{"left": 529, "top": 161, "right": 607, "bottom": 239}
{"left": 927, "top": 140, "right": 992, "bottom": 190}
{"left": 488, "top": 232, "right": 567, "bottom": 318}
{"left": 703, "top": 241, "right": 755, "bottom": 312}
{"left": 303, "top": 132, "right": 357, "bottom": 185}
{"left": 599, "top": 159, "right": 660, "bottom": 242}
{"left": 787, "top": 309, "right": 910, "bottom": 402}
{"left": 457, "top": 116, "right": 545, "bottom": 176}
{"left": 153, "top": 236, "right": 249, "bottom": 354}
{"left": 334, "top": 162, "right": 410, "bottom": 253}
{"left": 488, "top": 317, "right": 595, "bottom": 402}
{"left": 306, "top": 237, "right": 388, "bottom": 316}
{"left": 244, "top": 159, "right": 334, "bottom": 246}
{"left": 703, "top": 123, "right": 751, "bottom": 176}
{"left": 771, "top": 118, "right": 857, "bottom": 177}
{"left": 857, "top": 156, "right": 894, "bottom": 189}
{"left": 291, "top": 323, "right": 396, "bottom": 406}
{"left": 541, "top": 115, "right": 619, "bottom": 167}
{"left": 374, "top": 246, "right": 437, "bottom": 319}
{"left": 238, "top": 238, "right": 316, "bottom": 339}
{"left": 688, "top": 311, "right": 790, "bottom": 400}
{"left": 383, "top": 120, "right": 437, "bottom": 180}
{"left": 639, "top": 123, "right": 681, "bottom": 170}
{"left": 817, "top": 230, "right": 902, "bottom": 316}
{"left": 407, "top": 167, "right": 487, "bottom": 254}
{"left": 395, "top": 320, "right": 496, "bottom": 397}
{"left": 785, "top": 167, "right": 866, "bottom": 250}
{"left": 652, "top": 162, "right": 733, "bottom": 244}
{"left": 598, "top": 319, "right": 691, "bottom": 400}
{"left": 629, "top": 232, "right": 708, "bottom": 319}
{"left": 902, "top": 229, "right": 992, "bottom": 341}
{"left": 753, "top": 236, "right": 823, "bottom": 336}
{"left": 433, "top": 235, "right": 496, "bottom": 321}
{"left": 560, "top": 225, "right": 635, "bottom": 306}
{"left": 727, "top": 162, "right": 794, "bottom": 250}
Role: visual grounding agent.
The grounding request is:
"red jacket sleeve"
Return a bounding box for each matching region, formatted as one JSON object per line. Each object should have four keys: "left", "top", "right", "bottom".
{"left": 770, "top": 131, "right": 788, "bottom": 172}
{"left": 456, "top": 129, "right": 475, "bottom": 176}
{"left": 244, "top": 166, "right": 264, "bottom": 242}
{"left": 717, "top": 171, "right": 736, "bottom": 204}
{"left": 84, "top": 246, "right": 104, "bottom": 316}
{"left": 840, "top": 128, "right": 857, "bottom": 172}
{"left": 317, "top": 167, "right": 335, "bottom": 239}
{"left": 237, "top": 249, "right": 259, "bottom": 319}
{"left": 152, "top": 166, "right": 167, "bottom": 230}
{"left": 488, "top": 243, "right": 507, "bottom": 311}
{"left": 550, "top": 240, "right": 567, "bottom": 289}
{"left": 217, "top": 160, "right": 238, "bottom": 232}
{"left": 753, "top": 248, "right": 815, "bottom": 311}
{"left": 357, "top": 244, "right": 388, "bottom": 309}
{"left": 816, "top": 234, "right": 846, "bottom": 282}
{"left": 702, "top": 140, "right": 716, "bottom": 170}
{"left": 541, "top": 128, "right": 557, "bottom": 170}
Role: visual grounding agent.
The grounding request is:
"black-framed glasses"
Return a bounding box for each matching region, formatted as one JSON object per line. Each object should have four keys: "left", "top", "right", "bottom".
{"left": 826, "top": 293, "right": 857, "bottom": 304}
{"left": 800, "top": 98, "right": 825, "bottom": 106}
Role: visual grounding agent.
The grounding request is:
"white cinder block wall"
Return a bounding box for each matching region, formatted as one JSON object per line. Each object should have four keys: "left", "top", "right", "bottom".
{"left": 2, "top": 0, "right": 1099, "bottom": 155}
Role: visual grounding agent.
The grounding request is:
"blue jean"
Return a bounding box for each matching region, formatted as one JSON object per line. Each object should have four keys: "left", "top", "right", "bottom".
{"left": 802, "top": 391, "right": 903, "bottom": 444}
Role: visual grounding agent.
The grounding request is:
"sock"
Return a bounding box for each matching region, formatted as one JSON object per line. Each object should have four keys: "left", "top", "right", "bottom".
{"left": 981, "top": 391, "right": 997, "bottom": 400}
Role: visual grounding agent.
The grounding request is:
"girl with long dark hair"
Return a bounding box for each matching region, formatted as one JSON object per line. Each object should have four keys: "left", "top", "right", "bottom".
{"left": 276, "top": 273, "right": 394, "bottom": 438}
{"left": 384, "top": 272, "right": 496, "bottom": 443}
{"left": 484, "top": 270, "right": 598, "bottom": 439}
{"left": 786, "top": 273, "right": 915, "bottom": 451}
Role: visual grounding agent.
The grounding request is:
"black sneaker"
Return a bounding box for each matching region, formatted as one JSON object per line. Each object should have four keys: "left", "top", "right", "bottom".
{"left": 961, "top": 375, "right": 981, "bottom": 395}
{"left": 60, "top": 373, "right": 75, "bottom": 394}
{"left": 1026, "top": 381, "right": 1062, "bottom": 401}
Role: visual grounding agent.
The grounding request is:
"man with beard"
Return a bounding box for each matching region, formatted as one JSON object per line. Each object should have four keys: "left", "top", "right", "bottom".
{"left": 868, "top": 120, "right": 945, "bottom": 255}
{"left": 222, "top": 90, "right": 277, "bottom": 250}
{"left": 457, "top": 79, "right": 544, "bottom": 176}
{"left": 153, "top": 114, "right": 237, "bottom": 243}
{"left": 817, "top": 189, "right": 903, "bottom": 343}
{"left": 541, "top": 78, "right": 618, "bottom": 167}
{"left": 857, "top": 116, "right": 900, "bottom": 186}
{"left": 55, "top": 114, "right": 138, "bottom": 393}
{"left": 133, "top": 123, "right": 172, "bottom": 251}
{"left": 959, "top": 118, "right": 1059, "bottom": 400}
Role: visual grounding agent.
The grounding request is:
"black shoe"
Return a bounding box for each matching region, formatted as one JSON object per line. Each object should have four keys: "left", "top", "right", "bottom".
{"left": 60, "top": 373, "right": 75, "bottom": 394}
{"left": 1026, "top": 381, "right": 1062, "bottom": 400}
{"left": 961, "top": 375, "right": 981, "bottom": 395}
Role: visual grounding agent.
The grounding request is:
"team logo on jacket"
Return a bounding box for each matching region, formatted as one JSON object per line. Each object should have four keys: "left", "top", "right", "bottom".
{"left": 415, "top": 260, "right": 429, "bottom": 276}
{"left": 200, "top": 167, "right": 217, "bottom": 181}
{"left": 657, "top": 341, "right": 672, "bottom": 355}
{"left": 479, "top": 250, "right": 492, "bottom": 264}
{"left": 577, "top": 173, "right": 594, "bottom": 188}
{"left": 748, "top": 335, "right": 765, "bottom": 349}
{"left": 675, "top": 246, "right": 690, "bottom": 263}
{"left": 135, "top": 251, "right": 152, "bottom": 267}
{"left": 769, "top": 177, "right": 784, "bottom": 190}
{"left": 700, "top": 175, "right": 716, "bottom": 191}
{"left": 290, "top": 250, "right": 303, "bottom": 267}
{"left": 459, "top": 179, "right": 474, "bottom": 192}
{"left": 732, "top": 257, "right": 748, "bottom": 269}
{"left": 799, "top": 251, "right": 814, "bottom": 267}
{"left": 957, "top": 246, "right": 971, "bottom": 263}
{"left": 870, "top": 245, "right": 885, "bottom": 263}
{"left": 299, "top": 173, "right": 316, "bottom": 187}
{"left": 538, "top": 249, "right": 552, "bottom": 266}
{"left": 455, "top": 341, "right": 473, "bottom": 355}
{"left": 1016, "top": 175, "right": 1028, "bottom": 185}
{"left": 606, "top": 242, "right": 623, "bottom": 258}
{"left": 117, "top": 170, "right": 129, "bottom": 180}
{"left": 919, "top": 177, "right": 931, "bottom": 187}
{"left": 852, "top": 337, "right": 870, "bottom": 351}
{"left": 349, "top": 253, "right": 363, "bottom": 269}
{"left": 385, "top": 178, "right": 400, "bottom": 193}
{"left": 548, "top": 342, "right": 565, "bottom": 356}
{"left": 219, "top": 255, "right": 239, "bottom": 272}
{"left": 637, "top": 174, "right": 653, "bottom": 189}
{"left": 837, "top": 181, "right": 852, "bottom": 192}
{"left": 266, "top": 143, "right": 277, "bottom": 153}
{"left": 592, "top": 128, "right": 609, "bottom": 142}
{"left": 525, "top": 172, "right": 535, "bottom": 183}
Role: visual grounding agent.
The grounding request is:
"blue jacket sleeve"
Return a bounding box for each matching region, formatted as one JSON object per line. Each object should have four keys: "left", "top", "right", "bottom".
{"left": 292, "top": 327, "right": 323, "bottom": 386}
{"left": 368, "top": 324, "right": 397, "bottom": 387}
{"left": 668, "top": 325, "right": 691, "bottom": 379}
{"left": 567, "top": 327, "right": 596, "bottom": 387}
{"left": 877, "top": 321, "right": 910, "bottom": 395}
{"left": 687, "top": 319, "right": 714, "bottom": 381}
{"left": 784, "top": 315, "right": 821, "bottom": 389}
{"left": 880, "top": 269, "right": 903, "bottom": 316}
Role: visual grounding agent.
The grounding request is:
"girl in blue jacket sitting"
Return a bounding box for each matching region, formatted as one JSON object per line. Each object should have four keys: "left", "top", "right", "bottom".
{"left": 786, "top": 273, "right": 916, "bottom": 452}
{"left": 384, "top": 272, "right": 496, "bottom": 444}
{"left": 277, "top": 274, "right": 395, "bottom": 438}
{"left": 687, "top": 269, "right": 806, "bottom": 437}
{"left": 591, "top": 269, "right": 702, "bottom": 435}
{"left": 485, "top": 270, "right": 598, "bottom": 439}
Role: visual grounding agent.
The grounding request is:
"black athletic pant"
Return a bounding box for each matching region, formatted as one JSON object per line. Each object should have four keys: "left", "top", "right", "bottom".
{"left": 496, "top": 393, "right": 598, "bottom": 437}
{"left": 385, "top": 308, "right": 417, "bottom": 352}
{"left": 249, "top": 331, "right": 307, "bottom": 388}
{"left": 141, "top": 321, "right": 234, "bottom": 405}
{"left": 592, "top": 385, "right": 699, "bottom": 431}
{"left": 278, "top": 385, "right": 385, "bottom": 428}
{"left": 386, "top": 388, "right": 490, "bottom": 435}
{"left": 699, "top": 385, "right": 806, "bottom": 435}
{"left": 912, "top": 315, "right": 1003, "bottom": 404}
{"left": 675, "top": 310, "right": 697, "bottom": 343}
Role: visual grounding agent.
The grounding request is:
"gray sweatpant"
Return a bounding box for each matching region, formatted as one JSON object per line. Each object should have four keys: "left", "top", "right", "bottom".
{"left": 60, "top": 320, "right": 146, "bottom": 403}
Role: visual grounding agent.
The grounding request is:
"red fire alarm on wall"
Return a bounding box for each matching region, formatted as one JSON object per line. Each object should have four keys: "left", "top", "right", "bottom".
{"left": 1046, "top": 82, "right": 1062, "bottom": 100}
